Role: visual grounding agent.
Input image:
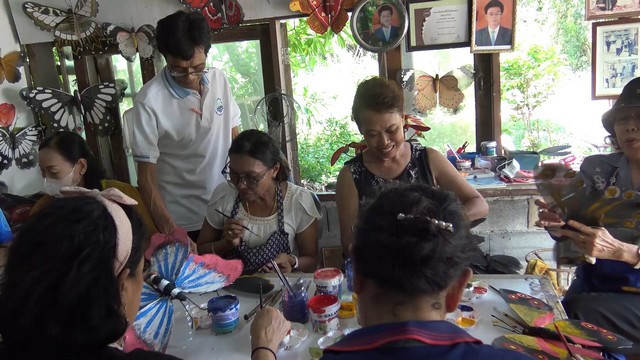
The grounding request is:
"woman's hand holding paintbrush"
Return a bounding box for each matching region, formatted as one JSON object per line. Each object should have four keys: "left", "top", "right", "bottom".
{"left": 216, "top": 209, "right": 261, "bottom": 248}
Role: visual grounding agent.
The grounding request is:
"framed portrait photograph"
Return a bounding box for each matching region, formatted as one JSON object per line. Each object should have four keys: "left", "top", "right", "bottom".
{"left": 471, "top": 0, "right": 516, "bottom": 53}
{"left": 351, "top": 0, "right": 409, "bottom": 53}
{"left": 592, "top": 18, "right": 640, "bottom": 99}
{"left": 585, "top": 0, "right": 640, "bottom": 21}
{"left": 406, "top": 0, "right": 470, "bottom": 52}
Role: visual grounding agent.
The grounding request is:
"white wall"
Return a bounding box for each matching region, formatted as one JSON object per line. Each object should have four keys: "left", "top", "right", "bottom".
{"left": 0, "top": 0, "right": 42, "bottom": 196}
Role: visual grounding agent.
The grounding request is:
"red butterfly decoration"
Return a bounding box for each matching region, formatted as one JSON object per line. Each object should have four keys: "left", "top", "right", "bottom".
{"left": 179, "top": 0, "right": 244, "bottom": 30}
{"left": 329, "top": 115, "right": 431, "bottom": 166}
{"left": 491, "top": 289, "right": 632, "bottom": 359}
{"left": 290, "top": 0, "right": 355, "bottom": 35}
{"left": 0, "top": 103, "right": 16, "bottom": 128}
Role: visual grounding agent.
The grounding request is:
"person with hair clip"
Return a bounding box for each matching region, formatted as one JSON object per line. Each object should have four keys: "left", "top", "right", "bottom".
{"left": 336, "top": 77, "right": 488, "bottom": 256}
{"left": 197, "top": 129, "right": 320, "bottom": 274}
{"left": 31, "top": 131, "right": 157, "bottom": 237}
{"left": 251, "top": 184, "right": 530, "bottom": 359}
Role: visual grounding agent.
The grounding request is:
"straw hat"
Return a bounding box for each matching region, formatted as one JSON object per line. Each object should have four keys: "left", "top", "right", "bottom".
{"left": 602, "top": 77, "right": 640, "bottom": 134}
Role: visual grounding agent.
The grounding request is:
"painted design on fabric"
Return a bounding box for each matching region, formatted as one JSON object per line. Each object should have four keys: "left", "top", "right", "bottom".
{"left": 216, "top": 98, "right": 224, "bottom": 115}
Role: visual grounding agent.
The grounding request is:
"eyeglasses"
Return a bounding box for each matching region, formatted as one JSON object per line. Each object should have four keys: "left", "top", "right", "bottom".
{"left": 221, "top": 163, "right": 271, "bottom": 189}
{"left": 167, "top": 66, "right": 208, "bottom": 78}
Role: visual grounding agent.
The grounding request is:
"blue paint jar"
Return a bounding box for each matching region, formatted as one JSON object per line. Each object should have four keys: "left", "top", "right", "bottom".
{"left": 208, "top": 294, "right": 240, "bottom": 334}
{"left": 282, "top": 281, "right": 309, "bottom": 324}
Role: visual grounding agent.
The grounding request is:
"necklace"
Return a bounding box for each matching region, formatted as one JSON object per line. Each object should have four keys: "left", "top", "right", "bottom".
{"left": 245, "top": 185, "right": 277, "bottom": 216}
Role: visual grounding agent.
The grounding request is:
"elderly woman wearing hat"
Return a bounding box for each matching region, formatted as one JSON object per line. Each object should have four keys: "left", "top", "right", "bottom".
{"left": 537, "top": 77, "right": 640, "bottom": 355}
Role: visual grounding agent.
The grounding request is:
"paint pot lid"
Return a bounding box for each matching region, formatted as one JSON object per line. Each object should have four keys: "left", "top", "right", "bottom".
{"left": 314, "top": 268, "right": 343, "bottom": 281}
{"left": 208, "top": 294, "right": 239, "bottom": 313}
{"left": 307, "top": 294, "right": 339, "bottom": 312}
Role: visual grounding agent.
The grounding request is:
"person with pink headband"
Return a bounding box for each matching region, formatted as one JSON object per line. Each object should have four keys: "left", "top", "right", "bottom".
{"left": 0, "top": 186, "right": 289, "bottom": 359}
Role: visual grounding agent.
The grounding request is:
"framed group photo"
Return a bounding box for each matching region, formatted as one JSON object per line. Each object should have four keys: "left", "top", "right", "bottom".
{"left": 406, "top": 0, "right": 470, "bottom": 52}
{"left": 586, "top": 0, "right": 640, "bottom": 21}
{"left": 351, "top": 0, "right": 408, "bottom": 53}
{"left": 592, "top": 18, "right": 640, "bottom": 99}
{"left": 471, "top": 0, "right": 516, "bottom": 53}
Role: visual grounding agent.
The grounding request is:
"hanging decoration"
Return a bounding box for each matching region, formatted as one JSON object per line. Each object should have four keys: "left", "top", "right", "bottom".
{"left": 123, "top": 229, "right": 243, "bottom": 352}
{"left": 397, "top": 65, "right": 474, "bottom": 114}
{"left": 20, "top": 80, "right": 127, "bottom": 136}
{"left": 0, "top": 102, "right": 44, "bottom": 174}
{"left": 289, "top": 0, "right": 355, "bottom": 35}
{"left": 22, "top": 0, "right": 102, "bottom": 57}
{"left": 102, "top": 23, "right": 156, "bottom": 62}
{"left": 0, "top": 50, "right": 25, "bottom": 85}
{"left": 179, "top": 0, "right": 245, "bottom": 30}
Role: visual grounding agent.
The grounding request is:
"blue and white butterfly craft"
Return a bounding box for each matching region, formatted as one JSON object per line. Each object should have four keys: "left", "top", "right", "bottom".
{"left": 123, "top": 228, "right": 243, "bottom": 353}
{"left": 20, "top": 80, "right": 127, "bottom": 136}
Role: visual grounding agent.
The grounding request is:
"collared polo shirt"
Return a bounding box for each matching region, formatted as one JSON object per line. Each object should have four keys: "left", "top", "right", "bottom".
{"left": 131, "top": 66, "right": 240, "bottom": 231}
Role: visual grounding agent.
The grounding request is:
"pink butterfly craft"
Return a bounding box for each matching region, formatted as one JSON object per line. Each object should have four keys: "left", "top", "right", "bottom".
{"left": 124, "top": 228, "right": 243, "bottom": 352}
{"left": 102, "top": 23, "right": 156, "bottom": 62}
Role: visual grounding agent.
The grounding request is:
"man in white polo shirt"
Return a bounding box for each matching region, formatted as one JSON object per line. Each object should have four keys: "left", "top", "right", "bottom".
{"left": 131, "top": 11, "right": 240, "bottom": 244}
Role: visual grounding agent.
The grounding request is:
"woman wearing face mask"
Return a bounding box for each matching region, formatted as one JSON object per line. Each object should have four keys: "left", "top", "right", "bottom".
{"left": 31, "top": 132, "right": 157, "bottom": 238}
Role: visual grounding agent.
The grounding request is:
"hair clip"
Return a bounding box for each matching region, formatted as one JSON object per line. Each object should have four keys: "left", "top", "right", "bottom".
{"left": 397, "top": 213, "right": 454, "bottom": 232}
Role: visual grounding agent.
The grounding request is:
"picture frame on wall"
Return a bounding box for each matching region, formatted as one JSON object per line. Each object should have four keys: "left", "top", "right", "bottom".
{"left": 471, "top": 0, "right": 516, "bottom": 53}
{"left": 585, "top": 0, "right": 640, "bottom": 21}
{"left": 406, "top": 0, "right": 470, "bottom": 52}
{"left": 591, "top": 18, "right": 640, "bottom": 99}
{"left": 351, "top": 0, "right": 409, "bottom": 53}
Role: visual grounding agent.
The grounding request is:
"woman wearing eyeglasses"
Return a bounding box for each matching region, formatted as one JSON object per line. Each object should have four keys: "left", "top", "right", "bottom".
{"left": 197, "top": 130, "right": 320, "bottom": 274}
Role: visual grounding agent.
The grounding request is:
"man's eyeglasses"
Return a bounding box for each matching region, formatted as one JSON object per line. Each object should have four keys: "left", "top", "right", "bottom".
{"left": 168, "top": 66, "right": 208, "bottom": 78}
{"left": 221, "top": 163, "right": 271, "bottom": 189}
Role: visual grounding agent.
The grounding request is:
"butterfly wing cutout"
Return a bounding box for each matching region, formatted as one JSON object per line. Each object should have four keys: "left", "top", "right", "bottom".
{"left": 79, "top": 80, "right": 127, "bottom": 136}
{"left": 21, "top": 87, "right": 81, "bottom": 133}
{"left": 0, "top": 124, "right": 44, "bottom": 174}
{"left": 397, "top": 69, "right": 436, "bottom": 113}
{"left": 545, "top": 319, "right": 633, "bottom": 351}
{"left": 223, "top": 0, "right": 245, "bottom": 27}
{"left": 0, "top": 103, "right": 16, "bottom": 128}
{"left": 23, "top": 0, "right": 102, "bottom": 57}
{"left": 135, "top": 25, "right": 157, "bottom": 61}
{"left": 492, "top": 334, "right": 604, "bottom": 360}
{"left": 130, "top": 297, "right": 174, "bottom": 353}
{"left": 0, "top": 51, "right": 25, "bottom": 84}
{"left": 437, "top": 74, "right": 464, "bottom": 110}
{"left": 499, "top": 288, "right": 555, "bottom": 327}
{"left": 180, "top": 0, "right": 225, "bottom": 30}
{"left": 535, "top": 163, "right": 640, "bottom": 242}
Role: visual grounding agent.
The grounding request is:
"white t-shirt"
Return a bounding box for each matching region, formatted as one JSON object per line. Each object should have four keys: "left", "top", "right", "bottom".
{"left": 131, "top": 67, "right": 240, "bottom": 231}
{"left": 206, "top": 181, "right": 321, "bottom": 255}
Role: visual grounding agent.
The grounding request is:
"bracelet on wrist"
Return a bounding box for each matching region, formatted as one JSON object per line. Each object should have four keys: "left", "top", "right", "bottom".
{"left": 251, "top": 346, "right": 277, "bottom": 359}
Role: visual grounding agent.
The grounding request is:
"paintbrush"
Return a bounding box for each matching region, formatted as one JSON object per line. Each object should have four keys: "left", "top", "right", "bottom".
{"left": 270, "top": 259, "right": 295, "bottom": 296}
{"left": 554, "top": 323, "right": 584, "bottom": 360}
{"left": 244, "top": 288, "right": 283, "bottom": 321}
{"left": 259, "top": 283, "right": 263, "bottom": 309}
{"left": 215, "top": 209, "right": 261, "bottom": 237}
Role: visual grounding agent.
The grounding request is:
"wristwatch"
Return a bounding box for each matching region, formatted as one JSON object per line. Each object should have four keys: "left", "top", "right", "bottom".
{"left": 290, "top": 254, "right": 299, "bottom": 270}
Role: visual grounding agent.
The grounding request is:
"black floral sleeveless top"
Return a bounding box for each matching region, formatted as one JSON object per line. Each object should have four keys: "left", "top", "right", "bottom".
{"left": 345, "top": 142, "right": 435, "bottom": 207}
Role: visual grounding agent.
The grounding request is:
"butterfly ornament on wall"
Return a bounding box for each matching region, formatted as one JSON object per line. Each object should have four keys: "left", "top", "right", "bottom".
{"left": 0, "top": 103, "right": 44, "bottom": 174}
{"left": 123, "top": 228, "right": 243, "bottom": 352}
{"left": 492, "top": 288, "right": 633, "bottom": 359}
{"left": 397, "top": 65, "right": 475, "bottom": 114}
{"left": 0, "top": 50, "right": 25, "bottom": 85}
{"left": 20, "top": 80, "right": 127, "bottom": 136}
{"left": 179, "top": 0, "right": 245, "bottom": 30}
{"left": 22, "top": 0, "right": 102, "bottom": 57}
{"left": 289, "top": 0, "right": 355, "bottom": 35}
{"left": 102, "top": 23, "right": 156, "bottom": 62}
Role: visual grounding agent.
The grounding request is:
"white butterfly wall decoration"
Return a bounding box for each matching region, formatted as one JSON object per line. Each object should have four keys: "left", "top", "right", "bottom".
{"left": 20, "top": 80, "right": 127, "bottom": 136}
{"left": 22, "top": 0, "right": 103, "bottom": 57}
{"left": 0, "top": 103, "right": 44, "bottom": 174}
{"left": 102, "top": 23, "right": 156, "bottom": 62}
